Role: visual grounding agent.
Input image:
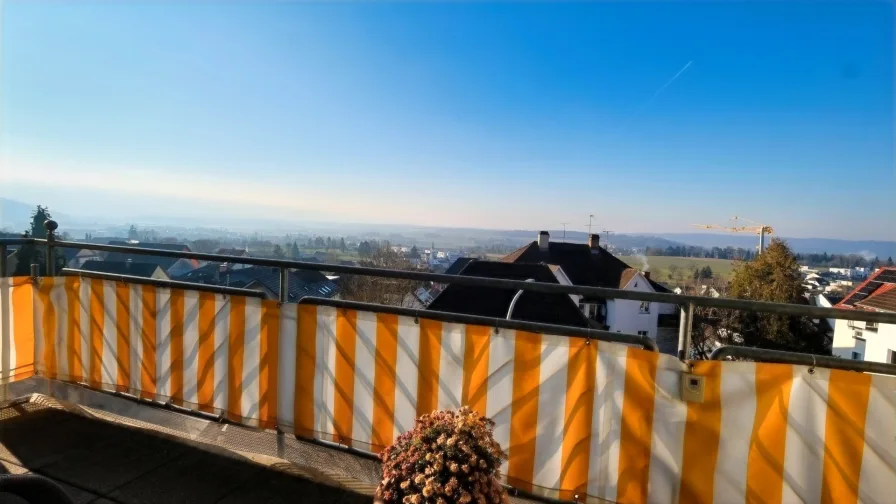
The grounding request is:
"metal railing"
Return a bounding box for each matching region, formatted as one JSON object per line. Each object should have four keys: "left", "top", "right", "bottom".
{"left": 710, "top": 346, "right": 896, "bottom": 377}
{"left": 4, "top": 222, "right": 896, "bottom": 372}
{"left": 298, "top": 297, "right": 659, "bottom": 352}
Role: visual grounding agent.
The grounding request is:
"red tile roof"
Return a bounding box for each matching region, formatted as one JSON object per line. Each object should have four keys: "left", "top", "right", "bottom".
{"left": 856, "top": 283, "right": 896, "bottom": 312}
{"left": 836, "top": 267, "right": 896, "bottom": 310}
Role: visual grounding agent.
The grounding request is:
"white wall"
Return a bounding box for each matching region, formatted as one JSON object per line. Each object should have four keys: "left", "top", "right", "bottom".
{"left": 832, "top": 317, "right": 896, "bottom": 363}
{"left": 606, "top": 272, "right": 659, "bottom": 338}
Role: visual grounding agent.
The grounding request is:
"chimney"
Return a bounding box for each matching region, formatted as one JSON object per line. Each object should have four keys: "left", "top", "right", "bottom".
{"left": 588, "top": 233, "right": 601, "bottom": 251}
{"left": 537, "top": 231, "right": 550, "bottom": 251}
{"left": 643, "top": 271, "right": 651, "bottom": 280}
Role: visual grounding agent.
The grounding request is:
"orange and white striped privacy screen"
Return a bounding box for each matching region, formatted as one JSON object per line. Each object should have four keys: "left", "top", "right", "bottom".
{"left": 27, "top": 276, "right": 896, "bottom": 503}
{"left": 0, "top": 277, "right": 35, "bottom": 383}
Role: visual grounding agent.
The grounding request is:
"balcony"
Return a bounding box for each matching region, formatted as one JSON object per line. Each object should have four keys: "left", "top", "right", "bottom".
{"left": 3, "top": 236, "right": 896, "bottom": 504}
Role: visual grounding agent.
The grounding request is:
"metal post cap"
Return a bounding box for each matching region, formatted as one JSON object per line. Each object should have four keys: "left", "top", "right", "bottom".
{"left": 44, "top": 219, "right": 59, "bottom": 232}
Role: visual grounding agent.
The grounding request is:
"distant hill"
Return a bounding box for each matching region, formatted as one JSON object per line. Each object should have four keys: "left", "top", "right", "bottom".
{"left": 654, "top": 233, "right": 895, "bottom": 258}
{"left": 0, "top": 198, "right": 72, "bottom": 232}
{"left": 502, "top": 230, "right": 687, "bottom": 250}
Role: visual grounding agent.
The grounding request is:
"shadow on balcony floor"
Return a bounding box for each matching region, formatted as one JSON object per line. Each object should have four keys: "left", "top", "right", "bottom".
{"left": 0, "top": 400, "right": 369, "bottom": 504}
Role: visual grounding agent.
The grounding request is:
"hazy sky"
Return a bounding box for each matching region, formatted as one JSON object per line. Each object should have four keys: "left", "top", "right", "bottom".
{"left": 0, "top": 2, "right": 893, "bottom": 239}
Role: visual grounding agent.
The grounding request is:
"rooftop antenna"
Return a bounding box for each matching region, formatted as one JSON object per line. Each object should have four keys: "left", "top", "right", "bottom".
{"left": 602, "top": 229, "right": 614, "bottom": 248}
{"left": 587, "top": 215, "right": 595, "bottom": 235}
{"left": 560, "top": 223, "right": 570, "bottom": 242}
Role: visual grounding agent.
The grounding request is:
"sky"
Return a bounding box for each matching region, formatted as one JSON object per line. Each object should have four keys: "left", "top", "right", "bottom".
{"left": 0, "top": 1, "right": 893, "bottom": 239}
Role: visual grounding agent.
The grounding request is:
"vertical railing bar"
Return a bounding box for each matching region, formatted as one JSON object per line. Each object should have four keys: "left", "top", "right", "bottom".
{"left": 279, "top": 267, "right": 288, "bottom": 303}
{"left": 0, "top": 244, "right": 6, "bottom": 277}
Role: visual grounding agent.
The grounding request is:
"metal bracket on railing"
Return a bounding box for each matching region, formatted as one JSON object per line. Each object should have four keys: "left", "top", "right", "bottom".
{"left": 709, "top": 346, "right": 896, "bottom": 376}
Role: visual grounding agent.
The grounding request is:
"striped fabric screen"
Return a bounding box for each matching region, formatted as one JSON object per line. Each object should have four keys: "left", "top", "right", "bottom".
{"left": 0, "top": 277, "right": 35, "bottom": 383}
{"left": 24, "top": 276, "right": 896, "bottom": 503}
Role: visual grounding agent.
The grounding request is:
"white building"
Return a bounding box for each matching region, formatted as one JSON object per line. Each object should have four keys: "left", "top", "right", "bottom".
{"left": 829, "top": 267, "right": 852, "bottom": 277}
{"left": 832, "top": 267, "right": 896, "bottom": 364}
{"left": 500, "top": 231, "right": 678, "bottom": 352}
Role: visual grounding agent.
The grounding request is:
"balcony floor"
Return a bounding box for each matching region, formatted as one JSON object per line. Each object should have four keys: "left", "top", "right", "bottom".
{"left": 0, "top": 385, "right": 544, "bottom": 504}
{"left": 0, "top": 398, "right": 371, "bottom": 504}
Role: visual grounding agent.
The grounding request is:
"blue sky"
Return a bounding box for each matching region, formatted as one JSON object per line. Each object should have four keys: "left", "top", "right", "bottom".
{"left": 0, "top": 1, "right": 892, "bottom": 239}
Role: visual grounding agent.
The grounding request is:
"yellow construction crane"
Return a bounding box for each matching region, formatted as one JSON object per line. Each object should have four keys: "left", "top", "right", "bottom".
{"left": 692, "top": 216, "right": 774, "bottom": 254}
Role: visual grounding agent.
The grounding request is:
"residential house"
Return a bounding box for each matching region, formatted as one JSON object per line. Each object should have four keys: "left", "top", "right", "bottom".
{"left": 829, "top": 267, "right": 852, "bottom": 277}
{"left": 832, "top": 267, "right": 896, "bottom": 363}
{"left": 69, "top": 249, "right": 104, "bottom": 268}
{"left": 215, "top": 248, "right": 251, "bottom": 269}
{"left": 79, "top": 260, "right": 169, "bottom": 280}
{"left": 105, "top": 241, "right": 198, "bottom": 277}
{"left": 427, "top": 261, "right": 591, "bottom": 328}
{"left": 499, "top": 231, "right": 678, "bottom": 352}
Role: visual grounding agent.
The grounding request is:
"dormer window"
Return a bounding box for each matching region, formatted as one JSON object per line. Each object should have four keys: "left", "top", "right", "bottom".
{"left": 639, "top": 302, "right": 650, "bottom": 314}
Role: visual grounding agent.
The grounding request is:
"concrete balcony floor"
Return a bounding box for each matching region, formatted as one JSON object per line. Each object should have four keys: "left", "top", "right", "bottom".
{"left": 0, "top": 381, "right": 543, "bottom": 504}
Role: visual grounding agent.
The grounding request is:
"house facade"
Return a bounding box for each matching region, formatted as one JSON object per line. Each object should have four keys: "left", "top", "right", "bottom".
{"left": 500, "top": 231, "right": 679, "bottom": 352}
{"left": 832, "top": 267, "right": 896, "bottom": 363}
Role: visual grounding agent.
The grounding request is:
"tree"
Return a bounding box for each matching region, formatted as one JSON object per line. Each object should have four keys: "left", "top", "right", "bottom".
{"left": 341, "top": 243, "right": 423, "bottom": 307}
{"left": 13, "top": 206, "right": 65, "bottom": 276}
{"left": 313, "top": 236, "right": 325, "bottom": 248}
{"left": 358, "top": 241, "right": 373, "bottom": 258}
{"left": 707, "top": 239, "right": 827, "bottom": 355}
{"left": 409, "top": 245, "right": 419, "bottom": 259}
{"left": 272, "top": 244, "right": 285, "bottom": 259}
{"left": 290, "top": 241, "right": 300, "bottom": 260}
{"left": 700, "top": 265, "right": 713, "bottom": 279}
{"left": 128, "top": 225, "right": 139, "bottom": 241}
{"left": 888, "top": 257, "right": 894, "bottom": 267}
{"left": 340, "top": 238, "right": 347, "bottom": 252}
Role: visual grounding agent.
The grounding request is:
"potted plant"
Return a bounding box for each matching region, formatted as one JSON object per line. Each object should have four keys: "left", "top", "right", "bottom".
{"left": 375, "top": 407, "right": 509, "bottom": 504}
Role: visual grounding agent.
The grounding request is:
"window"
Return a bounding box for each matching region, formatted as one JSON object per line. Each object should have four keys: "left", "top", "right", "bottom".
{"left": 866, "top": 322, "right": 878, "bottom": 332}
{"left": 639, "top": 302, "right": 650, "bottom": 314}
{"left": 853, "top": 330, "right": 864, "bottom": 340}
{"left": 851, "top": 351, "right": 863, "bottom": 361}
{"left": 889, "top": 350, "right": 896, "bottom": 365}
{"left": 637, "top": 330, "right": 649, "bottom": 337}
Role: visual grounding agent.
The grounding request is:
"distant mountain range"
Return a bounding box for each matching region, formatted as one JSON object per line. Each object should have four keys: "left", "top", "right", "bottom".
{"left": 2, "top": 197, "right": 893, "bottom": 258}
{"left": 652, "top": 233, "right": 895, "bottom": 259}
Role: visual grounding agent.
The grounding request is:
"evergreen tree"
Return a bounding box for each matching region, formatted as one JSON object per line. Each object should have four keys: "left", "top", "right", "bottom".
{"left": 272, "top": 244, "right": 285, "bottom": 259}
{"left": 128, "top": 225, "right": 139, "bottom": 241}
{"left": 888, "top": 257, "right": 894, "bottom": 267}
{"left": 290, "top": 241, "right": 300, "bottom": 260}
{"left": 340, "top": 238, "right": 347, "bottom": 252}
{"left": 723, "top": 239, "right": 827, "bottom": 354}
{"left": 13, "top": 206, "right": 65, "bottom": 276}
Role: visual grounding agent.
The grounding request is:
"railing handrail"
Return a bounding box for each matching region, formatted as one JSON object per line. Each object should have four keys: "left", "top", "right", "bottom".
{"left": 710, "top": 345, "right": 896, "bottom": 376}
{"left": 59, "top": 268, "right": 267, "bottom": 299}
{"left": 297, "top": 296, "right": 660, "bottom": 352}
{"left": 3, "top": 236, "right": 896, "bottom": 325}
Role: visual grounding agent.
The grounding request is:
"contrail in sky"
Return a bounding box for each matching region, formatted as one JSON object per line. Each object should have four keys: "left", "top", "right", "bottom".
{"left": 630, "top": 60, "right": 694, "bottom": 119}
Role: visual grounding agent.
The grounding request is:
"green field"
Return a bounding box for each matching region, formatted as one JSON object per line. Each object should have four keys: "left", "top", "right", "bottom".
{"left": 621, "top": 256, "right": 736, "bottom": 284}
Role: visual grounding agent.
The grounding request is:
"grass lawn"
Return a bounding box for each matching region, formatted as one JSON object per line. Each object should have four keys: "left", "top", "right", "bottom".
{"left": 620, "top": 255, "right": 737, "bottom": 285}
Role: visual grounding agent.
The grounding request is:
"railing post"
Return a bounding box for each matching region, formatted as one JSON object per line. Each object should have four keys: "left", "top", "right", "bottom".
{"left": 677, "top": 302, "right": 695, "bottom": 360}
{"left": 279, "top": 267, "right": 288, "bottom": 303}
{"left": 44, "top": 219, "right": 58, "bottom": 276}
{"left": 0, "top": 244, "right": 6, "bottom": 277}
{"left": 30, "top": 263, "right": 40, "bottom": 278}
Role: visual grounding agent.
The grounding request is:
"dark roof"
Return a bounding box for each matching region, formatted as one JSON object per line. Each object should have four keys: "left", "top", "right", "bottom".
{"left": 108, "top": 241, "right": 192, "bottom": 252}
{"left": 837, "top": 267, "right": 896, "bottom": 310}
{"left": 855, "top": 284, "right": 896, "bottom": 312}
{"left": 79, "top": 261, "right": 163, "bottom": 278}
{"left": 173, "top": 265, "right": 338, "bottom": 302}
{"left": 427, "top": 261, "right": 590, "bottom": 328}
{"left": 105, "top": 242, "right": 193, "bottom": 272}
{"left": 445, "top": 257, "right": 476, "bottom": 275}
{"left": 502, "top": 240, "right": 649, "bottom": 293}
